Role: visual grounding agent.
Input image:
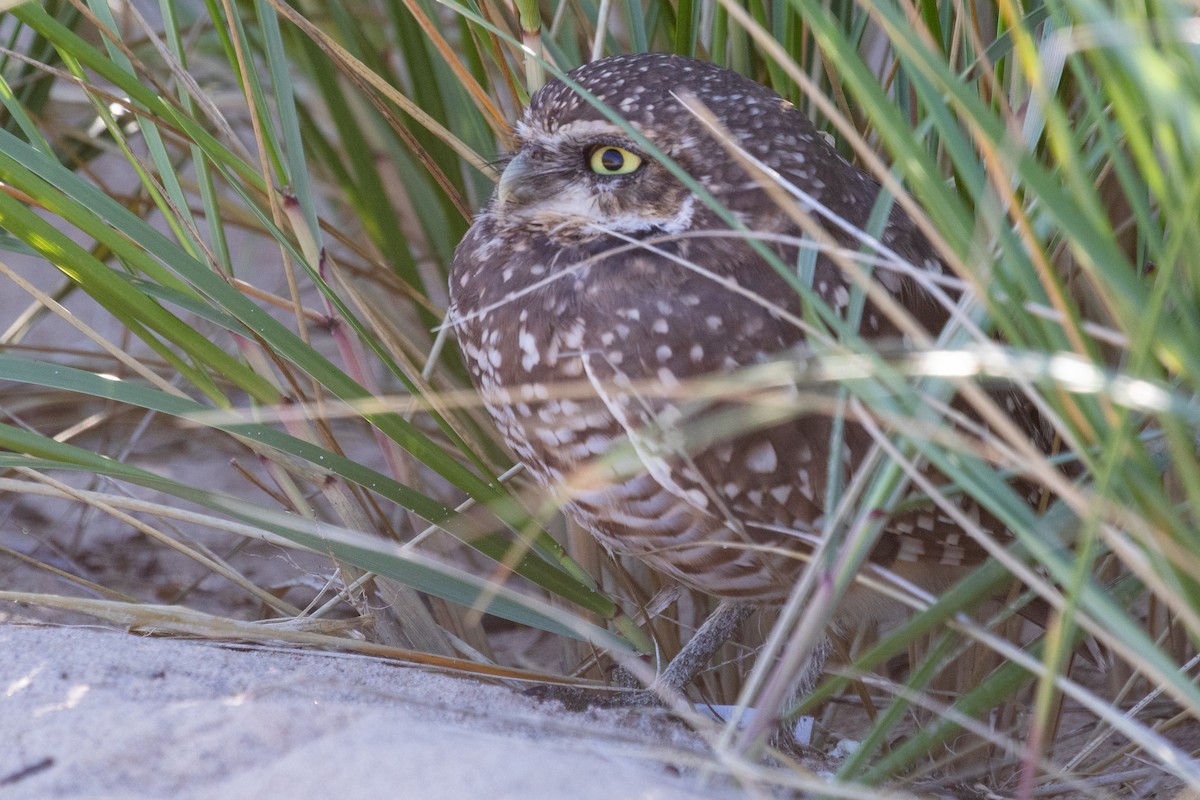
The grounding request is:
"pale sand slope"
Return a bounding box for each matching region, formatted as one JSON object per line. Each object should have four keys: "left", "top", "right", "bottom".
{"left": 1, "top": 625, "right": 748, "bottom": 800}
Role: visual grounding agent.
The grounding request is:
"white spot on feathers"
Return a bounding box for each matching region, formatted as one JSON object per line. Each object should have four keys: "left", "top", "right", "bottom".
{"left": 519, "top": 330, "right": 540, "bottom": 371}
{"left": 745, "top": 441, "right": 778, "bottom": 473}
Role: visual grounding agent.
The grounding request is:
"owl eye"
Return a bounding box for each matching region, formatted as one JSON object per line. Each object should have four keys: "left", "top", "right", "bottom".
{"left": 588, "top": 145, "right": 643, "bottom": 176}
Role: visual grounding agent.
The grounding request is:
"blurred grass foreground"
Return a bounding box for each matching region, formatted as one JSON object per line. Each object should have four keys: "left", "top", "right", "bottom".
{"left": 1, "top": 0, "right": 1199, "bottom": 796}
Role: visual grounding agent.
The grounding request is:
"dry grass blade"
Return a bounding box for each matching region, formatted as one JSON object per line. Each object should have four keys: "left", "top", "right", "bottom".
{"left": 0, "top": 590, "right": 568, "bottom": 683}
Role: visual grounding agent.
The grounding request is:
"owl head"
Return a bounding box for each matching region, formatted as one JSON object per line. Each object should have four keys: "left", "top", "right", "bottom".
{"left": 492, "top": 53, "right": 839, "bottom": 244}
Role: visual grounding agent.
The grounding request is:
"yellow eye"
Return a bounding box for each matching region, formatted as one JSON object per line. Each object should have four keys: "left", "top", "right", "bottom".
{"left": 588, "top": 145, "right": 642, "bottom": 176}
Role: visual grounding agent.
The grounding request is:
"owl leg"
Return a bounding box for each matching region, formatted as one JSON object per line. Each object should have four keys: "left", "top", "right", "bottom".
{"left": 766, "top": 634, "right": 833, "bottom": 750}
{"left": 658, "top": 607, "right": 832, "bottom": 747}
{"left": 647, "top": 600, "right": 756, "bottom": 699}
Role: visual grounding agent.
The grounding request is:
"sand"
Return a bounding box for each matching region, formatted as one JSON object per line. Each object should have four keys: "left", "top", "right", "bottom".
{"left": 0, "top": 624, "right": 788, "bottom": 799}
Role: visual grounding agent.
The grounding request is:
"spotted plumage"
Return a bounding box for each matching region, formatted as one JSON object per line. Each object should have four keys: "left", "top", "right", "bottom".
{"left": 449, "top": 53, "right": 1049, "bottom": 614}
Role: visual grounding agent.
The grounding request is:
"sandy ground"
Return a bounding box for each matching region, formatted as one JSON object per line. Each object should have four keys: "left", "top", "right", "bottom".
{"left": 0, "top": 624, "right": 791, "bottom": 800}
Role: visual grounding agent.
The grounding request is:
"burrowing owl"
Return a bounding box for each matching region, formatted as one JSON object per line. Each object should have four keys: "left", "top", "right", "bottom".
{"left": 449, "top": 53, "right": 1047, "bottom": 691}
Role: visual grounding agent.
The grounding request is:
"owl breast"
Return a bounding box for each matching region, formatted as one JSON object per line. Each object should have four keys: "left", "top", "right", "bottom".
{"left": 450, "top": 213, "right": 834, "bottom": 599}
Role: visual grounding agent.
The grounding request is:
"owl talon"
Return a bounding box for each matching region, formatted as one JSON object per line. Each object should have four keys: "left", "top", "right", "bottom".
{"left": 522, "top": 682, "right": 662, "bottom": 712}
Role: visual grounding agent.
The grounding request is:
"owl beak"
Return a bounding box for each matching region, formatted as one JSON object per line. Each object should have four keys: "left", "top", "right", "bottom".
{"left": 496, "top": 152, "right": 538, "bottom": 208}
